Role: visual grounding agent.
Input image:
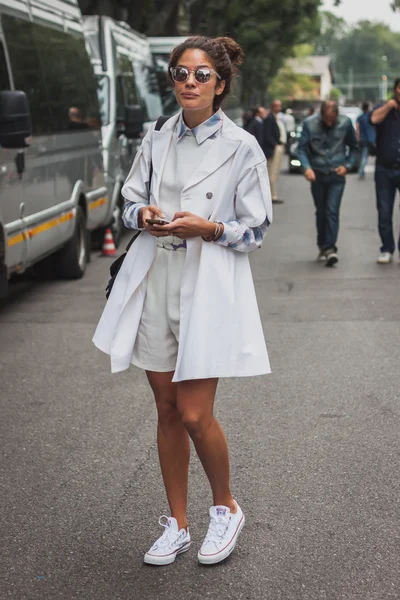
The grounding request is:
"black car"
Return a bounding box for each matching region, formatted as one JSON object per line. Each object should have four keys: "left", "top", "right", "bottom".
{"left": 288, "top": 124, "right": 303, "bottom": 173}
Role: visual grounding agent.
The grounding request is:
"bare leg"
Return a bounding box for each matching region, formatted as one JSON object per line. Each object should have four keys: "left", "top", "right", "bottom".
{"left": 177, "top": 379, "right": 236, "bottom": 512}
{"left": 146, "top": 370, "right": 190, "bottom": 530}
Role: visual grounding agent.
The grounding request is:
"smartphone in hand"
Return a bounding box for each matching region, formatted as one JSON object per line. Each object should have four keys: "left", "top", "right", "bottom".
{"left": 146, "top": 218, "right": 170, "bottom": 226}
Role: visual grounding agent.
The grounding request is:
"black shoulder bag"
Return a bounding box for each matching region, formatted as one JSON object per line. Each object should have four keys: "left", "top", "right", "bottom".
{"left": 105, "top": 116, "right": 170, "bottom": 299}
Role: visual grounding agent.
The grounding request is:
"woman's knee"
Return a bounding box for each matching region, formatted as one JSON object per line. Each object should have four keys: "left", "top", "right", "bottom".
{"left": 180, "top": 410, "right": 213, "bottom": 439}
{"left": 155, "top": 395, "right": 180, "bottom": 427}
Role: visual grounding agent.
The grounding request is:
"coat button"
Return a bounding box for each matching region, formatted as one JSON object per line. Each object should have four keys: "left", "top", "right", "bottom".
{"left": 206, "top": 192, "right": 213, "bottom": 199}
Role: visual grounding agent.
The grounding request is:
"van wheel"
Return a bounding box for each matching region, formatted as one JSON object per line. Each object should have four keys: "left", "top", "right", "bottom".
{"left": 57, "top": 207, "right": 88, "bottom": 279}
{"left": 0, "top": 237, "right": 8, "bottom": 299}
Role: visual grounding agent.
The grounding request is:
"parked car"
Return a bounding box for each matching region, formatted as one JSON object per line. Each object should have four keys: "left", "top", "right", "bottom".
{"left": 0, "top": 0, "right": 110, "bottom": 297}
{"left": 339, "top": 106, "right": 362, "bottom": 173}
{"left": 83, "top": 16, "right": 164, "bottom": 246}
{"left": 288, "top": 124, "right": 304, "bottom": 173}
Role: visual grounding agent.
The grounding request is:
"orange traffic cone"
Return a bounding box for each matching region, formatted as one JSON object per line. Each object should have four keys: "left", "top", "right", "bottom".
{"left": 102, "top": 228, "right": 117, "bottom": 257}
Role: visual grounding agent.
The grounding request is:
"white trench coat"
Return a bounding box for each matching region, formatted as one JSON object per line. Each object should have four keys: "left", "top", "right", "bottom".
{"left": 93, "top": 112, "right": 273, "bottom": 382}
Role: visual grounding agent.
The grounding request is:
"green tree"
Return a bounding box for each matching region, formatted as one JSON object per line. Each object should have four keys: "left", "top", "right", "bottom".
{"left": 334, "top": 21, "right": 400, "bottom": 101}
{"left": 314, "top": 10, "right": 348, "bottom": 57}
{"left": 329, "top": 86, "right": 342, "bottom": 101}
{"left": 268, "top": 66, "right": 319, "bottom": 100}
{"left": 78, "top": 0, "right": 321, "bottom": 105}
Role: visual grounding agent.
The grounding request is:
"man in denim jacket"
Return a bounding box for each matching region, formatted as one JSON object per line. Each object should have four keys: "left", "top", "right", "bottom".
{"left": 297, "top": 101, "right": 358, "bottom": 266}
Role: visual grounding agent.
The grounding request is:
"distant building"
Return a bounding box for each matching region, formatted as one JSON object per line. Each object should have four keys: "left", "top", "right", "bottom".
{"left": 285, "top": 56, "right": 333, "bottom": 100}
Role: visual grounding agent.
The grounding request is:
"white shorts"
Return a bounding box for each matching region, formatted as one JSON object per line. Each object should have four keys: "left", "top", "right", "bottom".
{"left": 131, "top": 239, "right": 186, "bottom": 372}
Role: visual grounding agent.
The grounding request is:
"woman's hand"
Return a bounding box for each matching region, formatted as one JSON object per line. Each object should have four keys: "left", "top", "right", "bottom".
{"left": 152, "top": 212, "right": 216, "bottom": 239}
{"left": 139, "top": 206, "right": 170, "bottom": 238}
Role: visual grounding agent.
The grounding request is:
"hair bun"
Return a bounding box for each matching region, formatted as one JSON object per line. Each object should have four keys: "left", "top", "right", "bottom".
{"left": 214, "top": 37, "right": 244, "bottom": 67}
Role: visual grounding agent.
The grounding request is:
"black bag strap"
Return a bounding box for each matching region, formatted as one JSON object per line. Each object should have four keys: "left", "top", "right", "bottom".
{"left": 125, "top": 115, "right": 170, "bottom": 252}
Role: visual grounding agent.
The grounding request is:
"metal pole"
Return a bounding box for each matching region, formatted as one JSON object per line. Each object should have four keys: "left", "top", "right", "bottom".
{"left": 348, "top": 67, "right": 353, "bottom": 101}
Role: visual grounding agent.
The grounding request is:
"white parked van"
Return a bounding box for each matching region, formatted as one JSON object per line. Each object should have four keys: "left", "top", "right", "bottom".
{"left": 0, "top": 0, "right": 110, "bottom": 296}
{"left": 83, "top": 16, "right": 163, "bottom": 246}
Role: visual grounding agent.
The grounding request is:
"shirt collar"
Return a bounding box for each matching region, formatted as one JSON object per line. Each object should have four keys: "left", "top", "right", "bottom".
{"left": 175, "top": 109, "right": 223, "bottom": 144}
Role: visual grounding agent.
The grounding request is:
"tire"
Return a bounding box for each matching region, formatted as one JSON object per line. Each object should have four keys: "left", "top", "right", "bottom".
{"left": 57, "top": 206, "right": 88, "bottom": 279}
{"left": 0, "top": 231, "right": 8, "bottom": 299}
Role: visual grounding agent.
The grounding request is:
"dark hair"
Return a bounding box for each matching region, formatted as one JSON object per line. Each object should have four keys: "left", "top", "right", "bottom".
{"left": 251, "top": 105, "right": 261, "bottom": 118}
{"left": 168, "top": 36, "right": 245, "bottom": 111}
{"left": 394, "top": 78, "right": 400, "bottom": 91}
{"left": 321, "top": 100, "right": 339, "bottom": 116}
{"left": 362, "top": 101, "right": 369, "bottom": 112}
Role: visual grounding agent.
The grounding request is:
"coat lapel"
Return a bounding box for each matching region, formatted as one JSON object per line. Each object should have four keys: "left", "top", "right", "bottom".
{"left": 151, "top": 128, "right": 173, "bottom": 205}
{"left": 150, "top": 112, "right": 180, "bottom": 204}
{"left": 182, "top": 136, "right": 241, "bottom": 192}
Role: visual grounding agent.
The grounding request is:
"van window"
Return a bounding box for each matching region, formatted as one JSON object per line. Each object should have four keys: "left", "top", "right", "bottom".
{"left": 117, "top": 52, "right": 139, "bottom": 104}
{"left": 3, "top": 15, "right": 100, "bottom": 133}
{"left": 134, "top": 59, "right": 163, "bottom": 121}
{"left": 0, "top": 40, "right": 10, "bottom": 90}
{"left": 96, "top": 74, "right": 109, "bottom": 126}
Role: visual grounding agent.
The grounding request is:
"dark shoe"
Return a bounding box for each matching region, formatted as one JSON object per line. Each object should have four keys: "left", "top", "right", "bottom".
{"left": 325, "top": 249, "right": 338, "bottom": 267}
{"left": 272, "top": 199, "right": 284, "bottom": 204}
{"left": 317, "top": 248, "right": 327, "bottom": 262}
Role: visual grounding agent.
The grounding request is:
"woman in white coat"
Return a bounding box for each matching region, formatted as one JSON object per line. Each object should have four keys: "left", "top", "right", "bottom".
{"left": 93, "top": 35, "right": 272, "bottom": 566}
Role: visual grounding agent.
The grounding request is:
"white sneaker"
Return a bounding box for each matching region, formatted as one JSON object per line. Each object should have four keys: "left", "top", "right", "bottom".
{"left": 377, "top": 252, "right": 393, "bottom": 264}
{"left": 144, "top": 516, "right": 191, "bottom": 565}
{"left": 198, "top": 501, "right": 245, "bottom": 565}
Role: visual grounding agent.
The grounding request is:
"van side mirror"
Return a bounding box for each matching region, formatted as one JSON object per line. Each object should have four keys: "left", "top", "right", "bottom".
{"left": 123, "top": 104, "right": 145, "bottom": 139}
{"left": 0, "top": 91, "right": 32, "bottom": 148}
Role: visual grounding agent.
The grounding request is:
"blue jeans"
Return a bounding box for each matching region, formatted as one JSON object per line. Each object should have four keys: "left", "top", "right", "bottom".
{"left": 375, "top": 163, "right": 400, "bottom": 253}
{"left": 358, "top": 145, "right": 369, "bottom": 177}
{"left": 311, "top": 172, "right": 346, "bottom": 251}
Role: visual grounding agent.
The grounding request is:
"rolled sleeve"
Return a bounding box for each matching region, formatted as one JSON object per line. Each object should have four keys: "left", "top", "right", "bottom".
{"left": 214, "top": 160, "right": 272, "bottom": 253}
{"left": 122, "top": 200, "right": 147, "bottom": 230}
{"left": 215, "top": 218, "right": 269, "bottom": 252}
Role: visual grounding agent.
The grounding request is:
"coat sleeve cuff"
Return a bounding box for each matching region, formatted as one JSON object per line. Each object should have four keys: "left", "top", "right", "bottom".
{"left": 122, "top": 201, "right": 147, "bottom": 230}
{"left": 214, "top": 220, "right": 245, "bottom": 246}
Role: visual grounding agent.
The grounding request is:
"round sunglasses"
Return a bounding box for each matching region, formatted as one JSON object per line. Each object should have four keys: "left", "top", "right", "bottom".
{"left": 170, "top": 66, "right": 221, "bottom": 84}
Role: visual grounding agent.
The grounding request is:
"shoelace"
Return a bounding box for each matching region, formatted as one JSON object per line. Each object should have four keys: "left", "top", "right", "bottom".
{"left": 204, "top": 514, "right": 230, "bottom": 544}
{"left": 156, "top": 515, "right": 182, "bottom": 548}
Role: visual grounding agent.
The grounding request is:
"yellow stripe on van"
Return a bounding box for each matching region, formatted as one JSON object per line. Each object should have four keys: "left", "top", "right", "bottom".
{"left": 7, "top": 211, "right": 75, "bottom": 247}
{"left": 8, "top": 232, "right": 27, "bottom": 247}
{"left": 89, "top": 197, "right": 107, "bottom": 210}
{"left": 28, "top": 211, "right": 75, "bottom": 238}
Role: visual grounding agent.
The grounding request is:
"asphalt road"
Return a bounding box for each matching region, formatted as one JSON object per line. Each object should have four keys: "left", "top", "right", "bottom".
{"left": 1, "top": 165, "right": 400, "bottom": 600}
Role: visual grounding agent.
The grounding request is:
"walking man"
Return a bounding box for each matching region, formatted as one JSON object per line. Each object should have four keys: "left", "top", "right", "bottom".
{"left": 356, "top": 102, "right": 375, "bottom": 180}
{"left": 370, "top": 78, "right": 400, "bottom": 264}
{"left": 297, "top": 101, "right": 358, "bottom": 266}
{"left": 264, "top": 99, "right": 286, "bottom": 203}
{"left": 246, "top": 105, "right": 267, "bottom": 149}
